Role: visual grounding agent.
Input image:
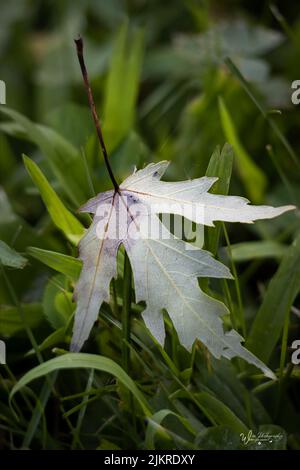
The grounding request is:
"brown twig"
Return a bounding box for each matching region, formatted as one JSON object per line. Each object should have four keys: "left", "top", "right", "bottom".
{"left": 74, "top": 36, "right": 119, "bottom": 192}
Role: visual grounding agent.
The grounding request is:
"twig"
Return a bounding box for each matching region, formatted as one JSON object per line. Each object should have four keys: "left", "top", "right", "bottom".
{"left": 74, "top": 36, "right": 119, "bottom": 192}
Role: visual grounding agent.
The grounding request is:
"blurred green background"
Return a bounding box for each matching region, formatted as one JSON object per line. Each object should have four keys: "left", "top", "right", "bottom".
{"left": 0, "top": 0, "right": 300, "bottom": 451}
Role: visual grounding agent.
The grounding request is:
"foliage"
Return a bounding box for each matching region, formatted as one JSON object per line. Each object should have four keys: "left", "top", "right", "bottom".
{"left": 0, "top": 0, "right": 300, "bottom": 451}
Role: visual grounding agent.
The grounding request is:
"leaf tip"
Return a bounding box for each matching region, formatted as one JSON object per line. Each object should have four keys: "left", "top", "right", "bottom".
{"left": 22, "top": 153, "right": 31, "bottom": 166}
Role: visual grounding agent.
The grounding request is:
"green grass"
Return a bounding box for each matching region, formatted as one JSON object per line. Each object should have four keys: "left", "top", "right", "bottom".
{"left": 0, "top": 0, "right": 300, "bottom": 450}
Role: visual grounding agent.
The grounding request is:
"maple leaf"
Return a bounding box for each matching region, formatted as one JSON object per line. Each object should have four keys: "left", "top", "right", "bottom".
{"left": 70, "top": 161, "right": 294, "bottom": 379}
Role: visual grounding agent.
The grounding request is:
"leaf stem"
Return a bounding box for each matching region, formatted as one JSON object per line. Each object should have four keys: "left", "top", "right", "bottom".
{"left": 74, "top": 36, "right": 119, "bottom": 192}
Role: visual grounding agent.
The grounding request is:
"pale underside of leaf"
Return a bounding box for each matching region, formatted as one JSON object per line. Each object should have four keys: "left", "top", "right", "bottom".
{"left": 71, "top": 161, "right": 295, "bottom": 379}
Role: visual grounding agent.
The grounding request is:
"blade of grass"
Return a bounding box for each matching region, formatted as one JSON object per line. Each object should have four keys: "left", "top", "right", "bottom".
{"left": 0, "top": 107, "right": 88, "bottom": 206}
{"left": 22, "top": 372, "right": 58, "bottom": 448}
{"left": 205, "top": 143, "right": 233, "bottom": 255}
{"left": 10, "top": 353, "right": 152, "bottom": 417}
{"left": 121, "top": 253, "right": 137, "bottom": 438}
{"left": 218, "top": 97, "right": 266, "bottom": 203}
{"left": 227, "top": 240, "right": 287, "bottom": 263}
{"left": 145, "top": 409, "right": 195, "bottom": 450}
{"left": 71, "top": 369, "right": 94, "bottom": 449}
{"left": 23, "top": 155, "right": 84, "bottom": 245}
{"left": 27, "top": 247, "right": 82, "bottom": 280}
{"left": 270, "top": 4, "right": 300, "bottom": 55}
{"left": 225, "top": 57, "right": 300, "bottom": 170}
{"left": 222, "top": 223, "right": 246, "bottom": 337}
{"left": 266, "top": 144, "right": 297, "bottom": 205}
{"left": 104, "top": 22, "right": 144, "bottom": 152}
{"left": 80, "top": 147, "right": 96, "bottom": 197}
{"left": 196, "top": 392, "right": 248, "bottom": 434}
{"left": 1, "top": 263, "right": 79, "bottom": 445}
{"left": 0, "top": 240, "right": 27, "bottom": 269}
{"left": 246, "top": 232, "right": 300, "bottom": 363}
{"left": 122, "top": 253, "right": 132, "bottom": 373}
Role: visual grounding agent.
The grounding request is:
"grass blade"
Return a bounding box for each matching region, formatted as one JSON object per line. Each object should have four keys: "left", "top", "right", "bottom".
{"left": 22, "top": 372, "right": 58, "bottom": 448}
{"left": 23, "top": 155, "right": 84, "bottom": 245}
{"left": 28, "top": 247, "right": 82, "bottom": 280}
{"left": 0, "top": 240, "right": 27, "bottom": 269}
{"left": 225, "top": 57, "right": 300, "bottom": 170}
{"left": 104, "top": 22, "right": 144, "bottom": 152}
{"left": 205, "top": 143, "right": 233, "bottom": 255}
{"left": 218, "top": 97, "right": 266, "bottom": 202}
{"left": 10, "top": 353, "right": 152, "bottom": 416}
{"left": 246, "top": 232, "right": 300, "bottom": 363}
